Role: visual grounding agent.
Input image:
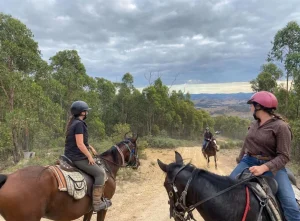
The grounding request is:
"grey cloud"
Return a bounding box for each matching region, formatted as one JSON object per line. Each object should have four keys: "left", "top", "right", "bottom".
{"left": 1, "top": 0, "right": 300, "bottom": 86}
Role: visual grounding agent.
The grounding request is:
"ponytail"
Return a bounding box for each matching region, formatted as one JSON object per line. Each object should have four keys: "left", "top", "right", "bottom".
{"left": 264, "top": 108, "right": 286, "bottom": 122}
{"left": 272, "top": 113, "right": 286, "bottom": 122}
{"left": 264, "top": 108, "right": 292, "bottom": 139}
{"left": 65, "top": 115, "right": 75, "bottom": 137}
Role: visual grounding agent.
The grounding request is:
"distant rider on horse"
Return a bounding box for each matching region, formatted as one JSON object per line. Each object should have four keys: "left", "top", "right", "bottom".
{"left": 202, "top": 127, "right": 213, "bottom": 151}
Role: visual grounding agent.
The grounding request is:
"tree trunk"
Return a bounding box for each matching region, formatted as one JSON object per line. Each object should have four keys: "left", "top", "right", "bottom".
{"left": 12, "top": 127, "right": 22, "bottom": 163}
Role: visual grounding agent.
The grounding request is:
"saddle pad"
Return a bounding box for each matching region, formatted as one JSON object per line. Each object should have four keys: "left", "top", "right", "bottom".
{"left": 48, "top": 165, "right": 87, "bottom": 200}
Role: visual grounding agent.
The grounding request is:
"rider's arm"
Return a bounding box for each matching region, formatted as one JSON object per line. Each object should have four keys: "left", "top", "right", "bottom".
{"left": 89, "top": 145, "right": 98, "bottom": 155}
{"left": 74, "top": 122, "right": 93, "bottom": 159}
{"left": 237, "top": 144, "right": 246, "bottom": 163}
{"left": 264, "top": 123, "right": 291, "bottom": 174}
{"left": 75, "top": 134, "right": 93, "bottom": 158}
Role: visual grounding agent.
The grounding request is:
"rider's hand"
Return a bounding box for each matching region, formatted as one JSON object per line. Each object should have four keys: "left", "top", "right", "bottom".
{"left": 249, "top": 165, "right": 269, "bottom": 176}
{"left": 88, "top": 155, "right": 96, "bottom": 165}
{"left": 89, "top": 145, "right": 98, "bottom": 155}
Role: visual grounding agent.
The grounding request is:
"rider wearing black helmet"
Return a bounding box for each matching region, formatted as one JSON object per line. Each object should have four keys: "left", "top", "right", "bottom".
{"left": 64, "top": 101, "right": 111, "bottom": 211}
{"left": 202, "top": 127, "right": 213, "bottom": 151}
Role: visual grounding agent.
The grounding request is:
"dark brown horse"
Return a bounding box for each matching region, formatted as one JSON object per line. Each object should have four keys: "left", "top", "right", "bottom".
{"left": 0, "top": 134, "right": 140, "bottom": 221}
{"left": 202, "top": 138, "right": 218, "bottom": 169}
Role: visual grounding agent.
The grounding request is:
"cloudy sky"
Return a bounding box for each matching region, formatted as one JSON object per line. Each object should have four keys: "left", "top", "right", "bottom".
{"left": 1, "top": 0, "right": 300, "bottom": 89}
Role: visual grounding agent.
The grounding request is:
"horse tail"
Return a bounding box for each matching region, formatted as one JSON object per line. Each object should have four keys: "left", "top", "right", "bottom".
{"left": 0, "top": 174, "right": 7, "bottom": 189}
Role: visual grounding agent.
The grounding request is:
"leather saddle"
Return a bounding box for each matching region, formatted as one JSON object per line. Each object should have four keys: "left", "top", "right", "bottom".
{"left": 237, "top": 170, "right": 278, "bottom": 195}
{"left": 237, "top": 170, "right": 283, "bottom": 220}
{"left": 56, "top": 155, "right": 100, "bottom": 197}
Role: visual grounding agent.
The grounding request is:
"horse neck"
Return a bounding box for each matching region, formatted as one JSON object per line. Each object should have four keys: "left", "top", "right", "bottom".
{"left": 174, "top": 169, "right": 227, "bottom": 205}
{"left": 101, "top": 148, "right": 127, "bottom": 178}
{"left": 183, "top": 172, "right": 251, "bottom": 220}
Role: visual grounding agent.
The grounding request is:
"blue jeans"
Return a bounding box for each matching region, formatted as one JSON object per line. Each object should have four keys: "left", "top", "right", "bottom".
{"left": 202, "top": 140, "right": 208, "bottom": 150}
{"left": 230, "top": 155, "right": 300, "bottom": 221}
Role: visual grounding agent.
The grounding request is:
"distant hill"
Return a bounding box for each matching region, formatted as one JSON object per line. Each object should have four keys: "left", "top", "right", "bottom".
{"left": 190, "top": 93, "right": 253, "bottom": 101}
{"left": 191, "top": 93, "right": 253, "bottom": 118}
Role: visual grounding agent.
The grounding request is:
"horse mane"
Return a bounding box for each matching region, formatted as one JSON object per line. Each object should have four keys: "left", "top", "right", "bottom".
{"left": 168, "top": 163, "right": 236, "bottom": 190}
{"left": 100, "top": 139, "right": 133, "bottom": 162}
{"left": 100, "top": 146, "right": 120, "bottom": 162}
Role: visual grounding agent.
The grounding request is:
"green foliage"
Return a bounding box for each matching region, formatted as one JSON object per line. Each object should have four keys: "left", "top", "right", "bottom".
{"left": 0, "top": 13, "right": 54, "bottom": 162}
{"left": 144, "top": 136, "right": 196, "bottom": 148}
{"left": 218, "top": 140, "right": 244, "bottom": 149}
{"left": 268, "top": 21, "right": 300, "bottom": 115}
{"left": 214, "top": 115, "right": 250, "bottom": 140}
{"left": 250, "top": 63, "right": 283, "bottom": 92}
{"left": 0, "top": 13, "right": 216, "bottom": 167}
{"left": 266, "top": 21, "right": 300, "bottom": 164}
{"left": 111, "top": 123, "right": 131, "bottom": 144}
{"left": 151, "top": 124, "right": 160, "bottom": 136}
{"left": 289, "top": 120, "right": 300, "bottom": 162}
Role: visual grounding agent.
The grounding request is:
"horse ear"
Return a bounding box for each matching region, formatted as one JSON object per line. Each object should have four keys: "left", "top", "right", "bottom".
{"left": 132, "top": 133, "right": 138, "bottom": 142}
{"left": 157, "top": 159, "right": 167, "bottom": 172}
{"left": 124, "top": 131, "right": 131, "bottom": 140}
{"left": 175, "top": 151, "right": 183, "bottom": 164}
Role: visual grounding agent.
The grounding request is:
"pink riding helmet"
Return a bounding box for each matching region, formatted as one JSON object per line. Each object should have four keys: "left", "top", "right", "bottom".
{"left": 247, "top": 91, "right": 278, "bottom": 110}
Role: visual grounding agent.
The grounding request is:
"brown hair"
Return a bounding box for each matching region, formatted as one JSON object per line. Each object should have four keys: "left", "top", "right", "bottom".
{"left": 65, "top": 115, "right": 75, "bottom": 137}
{"left": 264, "top": 108, "right": 287, "bottom": 122}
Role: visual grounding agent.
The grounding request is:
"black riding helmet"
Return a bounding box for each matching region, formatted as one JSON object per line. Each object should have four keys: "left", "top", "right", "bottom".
{"left": 70, "top": 101, "right": 91, "bottom": 116}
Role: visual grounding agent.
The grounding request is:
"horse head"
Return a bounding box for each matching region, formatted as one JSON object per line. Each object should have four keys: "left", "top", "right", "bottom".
{"left": 157, "top": 151, "right": 195, "bottom": 221}
{"left": 118, "top": 132, "right": 140, "bottom": 169}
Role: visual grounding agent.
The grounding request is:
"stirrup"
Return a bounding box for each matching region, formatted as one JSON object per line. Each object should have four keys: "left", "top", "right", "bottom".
{"left": 99, "top": 198, "right": 112, "bottom": 210}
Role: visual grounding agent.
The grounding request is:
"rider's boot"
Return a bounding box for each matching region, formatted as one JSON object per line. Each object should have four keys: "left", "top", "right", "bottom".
{"left": 92, "top": 185, "right": 112, "bottom": 212}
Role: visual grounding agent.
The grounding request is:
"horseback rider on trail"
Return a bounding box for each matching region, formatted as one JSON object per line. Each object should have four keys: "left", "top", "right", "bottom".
{"left": 64, "top": 101, "right": 112, "bottom": 212}
{"left": 230, "top": 91, "right": 300, "bottom": 221}
{"left": 202, "top": 127, "right": 213, "bottom": 151}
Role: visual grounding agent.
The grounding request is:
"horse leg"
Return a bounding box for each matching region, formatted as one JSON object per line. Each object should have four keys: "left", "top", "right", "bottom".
{"left": 83, "top": 211, "right": 93, "bottom": 221}
{"left": 207, "top": 156, "right": 210, "bottom": 168}
{"left": 97, "top": 210, "right": 107, "bottom": 221}
{"left": 214, "top": 154, "right": 217, "bottom": 169}
{"left": 202, "top": 150, "right": 207, "bottom": 159}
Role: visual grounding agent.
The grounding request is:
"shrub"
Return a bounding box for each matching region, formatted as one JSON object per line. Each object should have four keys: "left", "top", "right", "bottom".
{"left": 144, "top": 136, "right": 196, "bottom": 148}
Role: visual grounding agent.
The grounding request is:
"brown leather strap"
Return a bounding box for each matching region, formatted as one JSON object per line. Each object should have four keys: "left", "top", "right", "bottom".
{"left": 247, "top": 153, "right": 272, "bottom": 161}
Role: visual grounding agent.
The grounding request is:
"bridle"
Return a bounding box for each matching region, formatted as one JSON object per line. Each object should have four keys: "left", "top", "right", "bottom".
{"left": 114, "top": 139, "right": 139, "bottom": 167}
{"left": 166, "top": 165, "right": 256, "bottom": 221}
{"left": 166, "top": 164, "right": 197, "bottom": 221}
{"left": 98, "top": 139, "right": 139, "bottom": 168}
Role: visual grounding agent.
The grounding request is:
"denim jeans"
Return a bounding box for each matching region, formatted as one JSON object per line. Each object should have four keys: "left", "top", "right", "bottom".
{"left": 202, "top": 140, "right": 208, "bottom": 149}
{"left": 230, "top": 155, "right": 300, "bottom": 221}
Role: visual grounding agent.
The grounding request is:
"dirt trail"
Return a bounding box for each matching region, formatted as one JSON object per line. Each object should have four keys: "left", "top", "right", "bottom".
{"left": 0, "top": 147, "right": 239, "bottom": 221}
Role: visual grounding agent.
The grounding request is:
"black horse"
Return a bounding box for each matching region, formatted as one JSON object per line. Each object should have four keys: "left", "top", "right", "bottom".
{"left": 158, "top": 151, "right": 272, "bottom": 221}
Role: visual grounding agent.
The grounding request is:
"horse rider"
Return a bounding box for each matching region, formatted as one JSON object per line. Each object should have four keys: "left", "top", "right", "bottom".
{"left": 202, "top": 127, "right": 213, "bottom": 151}
{"left": 230, "top": 91, "right": 300, "bottom": 221}
{"left": 64, "top": 101, "right": 112, "bottom": 212}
